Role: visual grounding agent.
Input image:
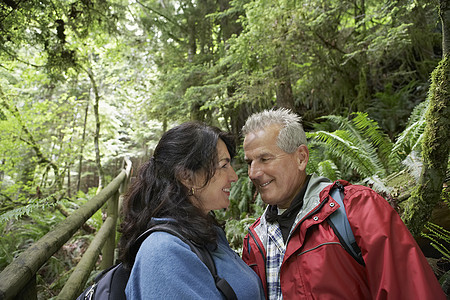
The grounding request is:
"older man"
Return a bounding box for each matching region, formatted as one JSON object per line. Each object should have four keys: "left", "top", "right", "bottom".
{"left": 241, "top": 108, "right": 445, "bottom": 299}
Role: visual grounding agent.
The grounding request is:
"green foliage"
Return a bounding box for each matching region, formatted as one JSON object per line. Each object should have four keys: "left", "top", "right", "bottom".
{"left": 1, "top": 0, "right": 442, "bottom": 224}
{"left": 223, "top": 0, "right": 439, "bottom": 125}
{"left": 224, "top": 217, "right": 258, "bottom": 254}
{"left": 392, "top": 100, "right": 428, "bottom": 162}
{"left": 65, "top": 189, "right": 106, "bottom": 230}
{"left": 0, "top": 207, "right": 62, "bottom": 271}
{"left": 421, "top": 222, "right": 450, "bottom": 261}
{"left": 305, "top": 103, "right": 443, "bottom": 196}
{"left": 311, "top": 129, "right": 381, "bottom": 178}
{"left": 369, "top": 82, "right": 423, "bottom": 139}
{"left": 0, "top": 196, "right": 57, "bottom": 223}
{"left": 307, "top": 112, "right": 396, "bottom": 183}
{"left": 317, "top": 160, "right": 341, "bottom": 182}
{"left": 0, "top": 223, "right": 22, "bottom": 271}
{"left": 227, "top": 172, "right": 253, "bottom": 218}
{"left": 0, "top": 0, "right": 126, "bottom": 76}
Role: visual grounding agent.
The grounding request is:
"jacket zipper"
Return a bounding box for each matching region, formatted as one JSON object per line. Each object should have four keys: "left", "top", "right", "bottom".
{"left": 248, "top": 229, "right": 267, "bottom": 271}
{"left": 286, "top": 198, "right": 328, "bottom": 244}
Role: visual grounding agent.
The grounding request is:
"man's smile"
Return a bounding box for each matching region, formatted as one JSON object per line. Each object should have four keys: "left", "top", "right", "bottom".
{"left": 259, "top": 179, "right": 273, "bottom": 188}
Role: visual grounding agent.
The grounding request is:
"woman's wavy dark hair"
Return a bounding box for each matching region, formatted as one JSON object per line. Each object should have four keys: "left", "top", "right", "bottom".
{"left": 118, "top": 121, "right": 236, "bottom": 269}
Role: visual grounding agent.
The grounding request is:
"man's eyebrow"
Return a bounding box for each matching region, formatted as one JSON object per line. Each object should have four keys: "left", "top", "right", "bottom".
{"left": 245, "top": 152, "right": 271, "bottom": 162}
{"left": 252, "top": 152, "right": 272, "bottom": 159}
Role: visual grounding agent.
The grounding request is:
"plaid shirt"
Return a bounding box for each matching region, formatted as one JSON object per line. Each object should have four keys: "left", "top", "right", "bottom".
{"left": 265, "top": 205, "right": 308, "bottom": 300}
{"left": 266, "top": 222, "right": 285, "bottom": 300}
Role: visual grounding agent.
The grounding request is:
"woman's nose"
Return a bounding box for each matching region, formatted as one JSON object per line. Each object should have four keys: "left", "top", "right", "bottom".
{"left": 229, "top": 166, "right": 238, "bottom": 182}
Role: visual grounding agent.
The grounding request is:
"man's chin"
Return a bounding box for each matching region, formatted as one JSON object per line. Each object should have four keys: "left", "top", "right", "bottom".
{"left": 260, "top": 195, "right": 277, "bottom": 206}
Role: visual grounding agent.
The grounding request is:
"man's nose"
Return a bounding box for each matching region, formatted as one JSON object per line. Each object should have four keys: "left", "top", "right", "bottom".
{"left": 248, "top": 162, "right": 262, "bottom": 179}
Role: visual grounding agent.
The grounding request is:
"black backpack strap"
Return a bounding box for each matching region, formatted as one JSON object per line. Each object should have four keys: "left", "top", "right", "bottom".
{"left": 137, "top": 224, "right": 237, "bottom": 300}
{"left": 194, "top": 246, "right": 237, "bottom": 300}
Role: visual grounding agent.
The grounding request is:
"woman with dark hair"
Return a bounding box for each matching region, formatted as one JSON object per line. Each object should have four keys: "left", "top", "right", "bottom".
{"left": 118, "top": 121, "right": 265, "bottom": 299}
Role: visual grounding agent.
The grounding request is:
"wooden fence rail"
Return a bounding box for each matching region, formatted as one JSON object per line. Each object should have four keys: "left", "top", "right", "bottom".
{"left": 0, "top": 158, "right": 132, "bottom": 300}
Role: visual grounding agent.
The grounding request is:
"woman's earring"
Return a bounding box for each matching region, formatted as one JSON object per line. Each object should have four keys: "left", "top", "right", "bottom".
{"left": 191, "top": 187, "right": 195, "bottom": 196}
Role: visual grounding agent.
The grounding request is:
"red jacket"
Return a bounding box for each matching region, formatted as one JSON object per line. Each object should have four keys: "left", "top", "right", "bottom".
{"left": 242, "top": 176, "right": 446, "bottom": 299}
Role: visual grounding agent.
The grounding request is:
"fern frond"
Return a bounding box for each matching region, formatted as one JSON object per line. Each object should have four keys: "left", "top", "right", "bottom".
{"left": 392, "top": 118, "right": 426, "bottom": 160}
{"left": 422, "top": 222, "right": 450, "bottom": 260}
{"left": 0, "top": 201, "right": 57, "bottom": 224}
{"left": 406, "top": 99, "right": 429, "bottom": 127}
{"left": 319, "top": 115, "right": 363, "bottom": 144}
{"left": 391, "top": 100, "right": 428, "bottom": 161}
{"left": 351, "top": 112, "right": 395, "bottom": 171}
{"left": 317, "top": 160, "right": 341, "bottom": 181}
{"left": 319, "top": 114, "right": 391, "bottom": 168}
{"left": 311, "top": 130, "right": 385, "bottom": 178}
{"left": 361, "top": 175, "right": 393, "bottom": 194}
{"left": 401, "top": 150, "right": 423, "bottom": 181}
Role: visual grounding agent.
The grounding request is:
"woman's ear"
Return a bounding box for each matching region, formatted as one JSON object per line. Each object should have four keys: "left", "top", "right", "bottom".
{"left": 177, "top": 169, "right": 194, "bottom": 189}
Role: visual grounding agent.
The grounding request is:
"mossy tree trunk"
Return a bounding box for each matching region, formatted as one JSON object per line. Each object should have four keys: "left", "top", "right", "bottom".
{"left": 402, "top": 0, "right": 450, "bottom": 237}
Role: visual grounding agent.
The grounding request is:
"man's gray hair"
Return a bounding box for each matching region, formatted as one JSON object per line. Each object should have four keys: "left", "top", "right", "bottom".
{"left": 242, "top": 108, "right": 307, "bottom": 153}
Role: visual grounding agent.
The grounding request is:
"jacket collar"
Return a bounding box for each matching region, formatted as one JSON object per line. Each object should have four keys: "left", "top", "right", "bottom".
{"left": 301, "top": 173, "right": 333, "bottom": 215}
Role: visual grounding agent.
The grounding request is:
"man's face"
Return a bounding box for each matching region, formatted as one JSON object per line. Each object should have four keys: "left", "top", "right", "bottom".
{"left": 243, "top": 124, "right": 308, "bottom": 209}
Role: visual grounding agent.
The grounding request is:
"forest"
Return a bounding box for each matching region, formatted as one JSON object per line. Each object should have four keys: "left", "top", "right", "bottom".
{"left": 0, "top": 0, "right": 449, "bottom": 298}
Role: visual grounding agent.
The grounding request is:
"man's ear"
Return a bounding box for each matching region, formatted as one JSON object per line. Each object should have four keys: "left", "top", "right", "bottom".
{"left": 296, "top": 145, "right": 309, "bottom": 171}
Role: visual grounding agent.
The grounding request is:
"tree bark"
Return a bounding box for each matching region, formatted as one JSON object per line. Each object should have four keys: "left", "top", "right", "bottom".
{"left": 442, "top": 0, "right": 450, "bottom": 54}
{"left": 274, "top": 64, "right": 295, "bottom": 110}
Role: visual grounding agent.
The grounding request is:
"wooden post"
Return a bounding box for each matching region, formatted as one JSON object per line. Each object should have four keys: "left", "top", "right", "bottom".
{"left": 58, "top": 217, "right": 117, "bottom": 299}
{"left": 15, "top": 276, "right": 37, "bottom": 300}
{"left": 99, "top": 190, "right": 119, "bottom": 269}
{"left": 118, "top": 157, "right": 132, "bottom": 214}
{"left": 99, "top": 157, "right": 132, "bottom": 269}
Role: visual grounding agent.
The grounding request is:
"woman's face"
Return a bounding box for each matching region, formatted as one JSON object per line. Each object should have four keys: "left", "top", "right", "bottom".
{"left": 190, "top": 139, "right": 238, "bottom": 214}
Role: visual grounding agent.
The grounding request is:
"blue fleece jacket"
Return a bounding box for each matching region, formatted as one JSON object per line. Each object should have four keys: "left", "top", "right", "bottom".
{"left": 126, "top": 226, "right": 265, "bottom": 299}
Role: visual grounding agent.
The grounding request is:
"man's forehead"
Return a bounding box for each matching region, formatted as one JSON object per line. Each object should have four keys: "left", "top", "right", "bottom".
{"left": 244, "top": 138, "right": 283, "bottom": 161}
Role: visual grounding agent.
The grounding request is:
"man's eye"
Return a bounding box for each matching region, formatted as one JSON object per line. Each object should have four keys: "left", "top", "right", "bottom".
{"left": 261, "top": 158, "right": 269, "bottom": 162}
